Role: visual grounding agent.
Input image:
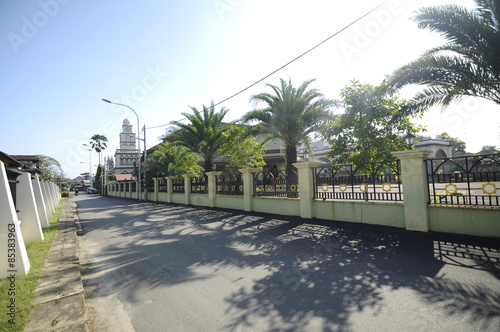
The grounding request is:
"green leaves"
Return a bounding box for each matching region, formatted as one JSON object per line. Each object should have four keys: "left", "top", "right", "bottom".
{"left": 90, "top": 134, "right": 108, "bottom": 153}
{"left": 219, "top": 125, "right": 265, "bottom": 171}
{"left": 144, "top": 142, "right": 203, "bottom": 180}
{"left": 166, "top": 101, "right": 230, "bottom": 172}
{"left": 38, "top": 155, "right": 62, "bottom": 181}
{"left": 322, "top": 81, "right": 422, "bottom": 170}
{"left": 389, "top": 0, "right": 500, "bottom": 110}
{"left": 244, "top": 78, "right": 338, "bottom": 173}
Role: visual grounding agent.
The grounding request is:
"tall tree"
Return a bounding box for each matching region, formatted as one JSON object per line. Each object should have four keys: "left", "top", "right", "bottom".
{"left": 90, "top": 134, "right": 108, "bottom": 193}
{"left": 90, "top": 134, "right": 108, "bottom": 164}
{"left": 144, "top": 142, "right": 203, "bottom": 186}
{"left": 479, "top": 145, "right": 498, "bottom": 153}
{"left": 322, "top": 81, "right": 421, "bottom": 172}
{"left": 105, "top": 156, "right": 115, "bottom": 178}
{"left": 38, "top": 155, "right": 63, "bottom": 182}
{"left": 219, "top": 124, "right": 266, "bottom": 172}
{"left": 242, "top": 78, "right": 338, "bottom": 194}
{"left": 164, "top": 101, "right": 231, "bottom": 173}
{"left": 389, "top": 0, "right": 500, "bottom": 111}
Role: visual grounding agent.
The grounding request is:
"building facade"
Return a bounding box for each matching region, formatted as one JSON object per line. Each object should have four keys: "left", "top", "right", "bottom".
{"left": 114, "top": 119, "right": 139, "bottom": 179}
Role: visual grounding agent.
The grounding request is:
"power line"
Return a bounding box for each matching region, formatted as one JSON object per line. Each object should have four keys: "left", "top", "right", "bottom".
{"left": 146, "top": 3, "right": 384, "bottom": 131}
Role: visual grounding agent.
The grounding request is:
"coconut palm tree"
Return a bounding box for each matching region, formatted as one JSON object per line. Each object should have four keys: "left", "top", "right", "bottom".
{"left": 164, "top": 101, "right": 231, "bottom": 173}
{"left": 242, "top": 78, "right": 338, "bottom": 195}
{"left": 389, "top": 0, "right": 500, "bottom": 111}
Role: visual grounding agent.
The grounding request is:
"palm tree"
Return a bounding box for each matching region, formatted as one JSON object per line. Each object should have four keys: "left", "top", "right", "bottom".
{"left": 389, "top": 0, "right": 500, "bottom": 111}
{"left": 90, "top": 134, "right": 108, "bottom": 163}
{"left": 242, "top": 78, "right": 337, "bottom": 195}
{"left": 164, "top": 101, "right": 231, "bottom": 173}
{"left": 90, "top": 134, "right": 108, "bottom": 194}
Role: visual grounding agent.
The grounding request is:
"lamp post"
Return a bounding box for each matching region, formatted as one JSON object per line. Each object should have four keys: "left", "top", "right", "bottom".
{"left": 404, "top": 132, "right": 416, "bottom": 150}
{"left": 102, "top": 99, "right": 142, "bottom": 201}
{"left": 82, "top": 144, "right": 93, "bottom": 187}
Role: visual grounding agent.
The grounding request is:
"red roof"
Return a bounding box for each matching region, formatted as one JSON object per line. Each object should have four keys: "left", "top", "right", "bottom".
{"left": 116, "top": 174, "right": 136, "bottom": 181}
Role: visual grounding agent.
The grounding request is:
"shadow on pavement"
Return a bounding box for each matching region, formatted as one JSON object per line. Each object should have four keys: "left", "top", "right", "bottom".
{"left": 75, "top": 195, "right": 500, "bottom": 331}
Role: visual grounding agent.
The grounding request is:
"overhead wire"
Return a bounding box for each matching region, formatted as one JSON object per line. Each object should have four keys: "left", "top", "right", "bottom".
{"left": 146, "top": 3, "right": 384, "bottom": 131}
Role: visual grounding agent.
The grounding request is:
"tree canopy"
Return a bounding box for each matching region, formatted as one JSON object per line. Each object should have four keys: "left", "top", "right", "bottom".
{"left": 389, "top": 0, "right": 500, "bottom": 111}
{"left": 218, "top": 124, "right": 265, "bottom": 172}
{"left": 144, "top": 142, "right": 203, "bottom": 182}
{"left": 243, "top": 78, "right": 338, "bottom": 186}
{"left": 321, "top": 81, "right": 421, "bottom": 172}
{"left": 90, "top": 134, "right": 108, "bottom": 153}
{"left": 38, "top": 155, "right": 63, "bottom": 181}
{"left": 164, "top": 101, "right": 231, "bottom": 172}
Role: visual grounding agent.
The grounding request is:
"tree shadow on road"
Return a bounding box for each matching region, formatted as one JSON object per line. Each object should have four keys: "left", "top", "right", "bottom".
{"left": 76, "top": 196, "right": 500, "bottom": 331}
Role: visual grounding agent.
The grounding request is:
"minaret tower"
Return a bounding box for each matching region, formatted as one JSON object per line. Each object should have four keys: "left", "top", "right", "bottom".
{"left": 114, "top": 119, "right": 139, "bottom": 175}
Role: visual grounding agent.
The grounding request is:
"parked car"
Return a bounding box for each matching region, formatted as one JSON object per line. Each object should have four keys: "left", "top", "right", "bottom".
{"left": 87, "top": 187, "right": 98, "bottom": 194}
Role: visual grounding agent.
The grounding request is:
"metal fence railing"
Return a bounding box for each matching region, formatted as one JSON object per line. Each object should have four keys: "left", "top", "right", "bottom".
{"left": 254, "top": 169, "right": 299, "bottom": 198}
{"left": 216, "top": 172, "right": 243, "bottom": 195}
{"left": 191, "top": 176, "right": 208, "bottom": 194}
{"left": 172, "top": 178, "right": 185, "bottom": 193}
{"left": 314, "top": 161, "right": 403, "bottom": 202}
{"left": 158, "top": 178, "right": 168, "bottom": 192}
{"left": 426, "top": 153, "right": 500, "bottom": 206}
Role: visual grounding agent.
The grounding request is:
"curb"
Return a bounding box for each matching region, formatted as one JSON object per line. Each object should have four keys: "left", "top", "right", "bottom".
{"left": 23, "top": 198, "right": 88, "bottom": 332}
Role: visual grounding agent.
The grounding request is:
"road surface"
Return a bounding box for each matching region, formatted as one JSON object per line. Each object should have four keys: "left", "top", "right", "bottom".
{"left": 73, "top": 193, "right": 500, "bottom": 332}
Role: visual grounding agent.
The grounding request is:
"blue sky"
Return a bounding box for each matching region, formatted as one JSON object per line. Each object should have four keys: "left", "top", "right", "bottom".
{"left": 1, "top": 0, "right": 498, "bottom": 178}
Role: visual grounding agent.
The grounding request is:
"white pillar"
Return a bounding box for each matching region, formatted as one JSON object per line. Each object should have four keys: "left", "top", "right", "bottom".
{"left": 166, "top": 177, "right": 175, "bottom": 203}
{"left": 0, "top": 162, "right": 30, "bottom": 278}
{"left": 206, "top": 172, "right": 222, "bottom": 208}
{"left": 16, "top": 173, "right": 44, "bottom": 243}
{"left": 153, "top": 178, "right": 160, "bottom": 202}
{"left": 183, "top": 175, "right": 192, "bottom": 205}
{"left": 40, "top": 181, "right": 53, "bottom": 218}
{"left": 293, "top": 161, "right": 323, "bottom": 219}
{"left": 239, "top": 168, "right": 260, "bottom": 212}
{"left": 49, "top": 182, "right": 58, "bottom": 209}
{"left": 392, "top": 150, "right": 432, "bottom": 232}
{"left": 50, "top": 182, "right": 59, "bottom": 210}
{"left": 32, "top": 175, "right": 50, "bottom": 228}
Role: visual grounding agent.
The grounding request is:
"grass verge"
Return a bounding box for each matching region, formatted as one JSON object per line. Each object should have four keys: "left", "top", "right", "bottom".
{"left": 0, "top": 200, "right": 63, "bottom": 332}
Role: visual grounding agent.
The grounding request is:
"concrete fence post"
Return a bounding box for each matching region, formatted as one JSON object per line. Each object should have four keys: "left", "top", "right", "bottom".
{"left": 136, "top": 179, "right": 140, "bottom": 200}
{"left": 392, "top": 150, "right": 432, "bottom": 232}
{"left": 32, "top": 174, "right": 49, "bottom": 228}
{"left": 16, "top": 173, "right": 44, "bottom": 243}
{"left": 239, "top": 168, "right": 260, "bottom": 212}
{"left": 153, "top": 177, "right": 160, "bottom": 202}
{"left": 184, "top": 175, "right": 193, "bottom": 205}
{"left": 166, "top": 176, "right": 175, "bottom": 203}
{"left": 40, "top": 181, "right": 53, "bottom": 219}
{"left": 294, "top": 161, "right": 323, "bottom": 219}
{"left": 206, "top": 171, "right": 222, "bottom": 208}
{"left": 0, "top": 162, "right": 30, "bottom": 278}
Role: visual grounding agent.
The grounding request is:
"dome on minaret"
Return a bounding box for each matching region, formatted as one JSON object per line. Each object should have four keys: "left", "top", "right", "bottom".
{"left": 123, "top": 118, "right": 131, "bottom": 125}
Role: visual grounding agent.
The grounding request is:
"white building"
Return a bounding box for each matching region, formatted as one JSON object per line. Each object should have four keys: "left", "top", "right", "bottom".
{"left": 114, "top": 119, "right": 139, "bottom": 180}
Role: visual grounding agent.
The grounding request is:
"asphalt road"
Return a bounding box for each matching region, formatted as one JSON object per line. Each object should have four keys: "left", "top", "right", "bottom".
{"left": 73, "top": 193, "right": 500, "bottom": 332}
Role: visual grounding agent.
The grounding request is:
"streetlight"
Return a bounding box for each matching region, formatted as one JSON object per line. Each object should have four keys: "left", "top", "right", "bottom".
{"left": 82, "top": 144, "right": 93, "bottom": 187}
{"left": 102, "top": 99, "right": 142, "bottom": 201}
{"left": 404, "top": 132, "right": 416, "bottom": 150}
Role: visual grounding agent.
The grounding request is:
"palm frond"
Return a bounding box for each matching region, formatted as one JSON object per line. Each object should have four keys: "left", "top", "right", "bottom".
{"left": 389, "top": 0, "right": 500, "bottom": 109}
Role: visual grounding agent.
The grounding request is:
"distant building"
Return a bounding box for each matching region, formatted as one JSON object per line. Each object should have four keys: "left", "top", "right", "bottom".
{"left": 113, "top": 119, "right": 139, "bottom": 181}
{"left": 9, "top": 155, "right": 44, "bottom": 175}
{"left": 414, "top": 138, "right": 453, "bottom": 158}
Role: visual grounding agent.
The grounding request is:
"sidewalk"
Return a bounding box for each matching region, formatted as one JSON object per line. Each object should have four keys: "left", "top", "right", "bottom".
{"left": 24, "top": 198, "right": 87, "bottom": 332}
